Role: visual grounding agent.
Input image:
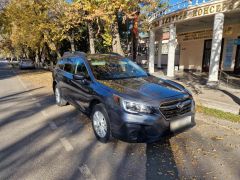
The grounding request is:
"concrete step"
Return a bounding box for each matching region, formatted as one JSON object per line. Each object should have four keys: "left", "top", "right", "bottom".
{"left": 196, "top": 97, "right": 240, "bottom": 115}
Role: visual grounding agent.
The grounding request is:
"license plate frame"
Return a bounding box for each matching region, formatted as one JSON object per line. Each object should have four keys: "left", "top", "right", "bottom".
{"left": 170, "top": 116, "right": 192, "bottom": 132}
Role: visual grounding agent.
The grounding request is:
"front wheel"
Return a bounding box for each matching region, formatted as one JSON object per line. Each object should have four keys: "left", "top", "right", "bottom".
{"left": 91, "top": 103, "right": 111, "bottom": 143}
{"left": 55, "top": 85, "right": 67, "bottom": 106}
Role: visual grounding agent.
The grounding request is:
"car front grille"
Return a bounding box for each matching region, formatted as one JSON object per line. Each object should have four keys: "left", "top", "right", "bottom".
{"left": 159, "top": 98, "right": 192, "bottom": 119}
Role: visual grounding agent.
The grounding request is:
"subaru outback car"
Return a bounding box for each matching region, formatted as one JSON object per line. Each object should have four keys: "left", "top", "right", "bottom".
{"left": 52, "top": 52, "right": 195, "bottom": 143}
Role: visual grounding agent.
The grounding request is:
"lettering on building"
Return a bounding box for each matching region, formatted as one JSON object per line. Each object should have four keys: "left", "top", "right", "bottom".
{"left": 157, "top": 2, "right": 229, "bottom": 27}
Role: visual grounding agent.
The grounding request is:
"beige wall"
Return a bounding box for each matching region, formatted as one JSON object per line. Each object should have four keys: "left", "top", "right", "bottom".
{"left": 178, "top": 24, "right": 240, "bottom": 72}
{"left": 179, "top": 39, "right": 204, "bottom": 71}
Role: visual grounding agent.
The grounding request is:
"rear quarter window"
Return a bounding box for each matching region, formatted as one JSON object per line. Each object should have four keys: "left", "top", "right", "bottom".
{"left": 57, "top": 59, "right": 64, "bottom": 70}
{"left": 63, "top": 58, "right": 75, "bottom": 73}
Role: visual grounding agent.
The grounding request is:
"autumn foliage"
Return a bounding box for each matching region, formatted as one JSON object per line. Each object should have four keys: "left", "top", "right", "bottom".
{"left": 0, "top": 0, "right": 163, "bottom": 64}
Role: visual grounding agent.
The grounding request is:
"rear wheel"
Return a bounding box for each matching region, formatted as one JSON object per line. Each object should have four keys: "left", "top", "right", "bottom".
{"left": 91, "top": 103, "right": 111, "bottom": 143}
{"left": 55, "top": 85, "right": 67, "bottom": 106}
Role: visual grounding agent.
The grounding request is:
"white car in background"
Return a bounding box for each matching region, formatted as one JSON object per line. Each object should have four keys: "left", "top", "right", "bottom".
{"left": 0, "top": 58, "right": 8, "bottom": 63}
{"left": 19, "top": 59, "right": 35, "bottom": 69}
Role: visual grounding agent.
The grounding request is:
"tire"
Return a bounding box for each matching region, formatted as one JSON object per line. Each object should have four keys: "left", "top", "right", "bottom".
{"left": 91, "top": 103, "right": 111, "bottom": 143}
{"left": 55, "top": 85, "right": 67, "bottom": 106}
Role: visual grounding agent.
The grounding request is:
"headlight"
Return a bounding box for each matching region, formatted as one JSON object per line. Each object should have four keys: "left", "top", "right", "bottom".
{"left": 121, "top": 99, "right": 153, "bottom": 114}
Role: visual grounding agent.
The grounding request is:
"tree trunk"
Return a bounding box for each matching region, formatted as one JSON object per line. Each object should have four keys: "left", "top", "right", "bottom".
{"left": 35, "top": 50, "right": 39, "bottom": 68}
{"left": 56, "top": 50, "right": 61, "bottom": 59}
{"left": 88, "top": 22, "right": 95, "bottom": 54}
{"left": 132, "top": 14, "right": 139, "bottom": 62}
{"left": 112, "top": 20, "right": 124, "bottom": 56}
{"left": 68, "top": 32, "right": 75, "bottom": 52}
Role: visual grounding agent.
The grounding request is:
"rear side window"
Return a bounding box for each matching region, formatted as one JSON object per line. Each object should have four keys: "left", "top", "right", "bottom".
{"left": 64, "top": 58, "right": 75, "bottom": 73}
{"left": 75, "top": 59, "right": 89, "bottom": 78}
{"left": 57, "top": 59, "right": 64, "bottom": 70}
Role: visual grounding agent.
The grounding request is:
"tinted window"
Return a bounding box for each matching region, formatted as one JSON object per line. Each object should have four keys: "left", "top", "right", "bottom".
{"left": 57, "top": 59, "right": 64, "bottom": 70}
{"left": 75, "top": 59, "right": 89, "bottom": 78}
{"left": 64, "top": 58, "right": 74, "bottom": 73}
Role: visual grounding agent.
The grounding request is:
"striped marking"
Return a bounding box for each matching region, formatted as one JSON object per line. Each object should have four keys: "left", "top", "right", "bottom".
{"left": 16, "top": 75, "right": 27, "bottom": 90}
{"left": 36, "top": 103, "right": 41, "bottom": 107}
{"left": 60, "top": 137, "right": 74, "bottom": 152}
{"left": 79, "top": 165, "right": 96, "bottom": 180}
{"left": 49, "top": 121, "right": 58, "bottom": 130}
{"left": 41, "top": 110, "right": 48, "bottom": 117}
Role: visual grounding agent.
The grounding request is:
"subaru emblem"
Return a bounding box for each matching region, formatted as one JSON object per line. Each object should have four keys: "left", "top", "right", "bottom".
{"left": 176, "top": 102, "right": 184, "bottom": 109}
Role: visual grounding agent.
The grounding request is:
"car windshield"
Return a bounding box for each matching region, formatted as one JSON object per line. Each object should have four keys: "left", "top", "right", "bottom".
{"left": 89, "top": 57, "right": 148, "bottom": 80}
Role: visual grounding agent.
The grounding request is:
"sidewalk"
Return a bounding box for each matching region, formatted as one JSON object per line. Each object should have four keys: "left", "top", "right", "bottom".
{"left": 153, "top": 70, "right": 240, "bottom": 115}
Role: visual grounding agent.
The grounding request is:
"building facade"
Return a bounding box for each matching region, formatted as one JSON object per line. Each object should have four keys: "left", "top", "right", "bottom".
{"left": 148, "top": 0, "right": 240, "bottom": 84}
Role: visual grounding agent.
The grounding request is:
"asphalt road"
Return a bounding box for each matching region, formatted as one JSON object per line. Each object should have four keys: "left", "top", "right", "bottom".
{"left": 0, "top": 62, "right": 240, "bottom": 180}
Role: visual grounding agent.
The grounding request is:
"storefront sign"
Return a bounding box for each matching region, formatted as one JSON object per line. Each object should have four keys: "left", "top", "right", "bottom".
{"left": 234, "top": 39, "right": 240, "bottom": 45}
{"left": 224, "top": 39, "right": 234, "bottom": 69}
{"left": 162, "top": 43, "right": 169, "bottom": 54}
{"left": 158, "top": 2, "right": 227, "bottom": 27}
{"left": 178, "top": 27, "right": 233, "bottom": 41}
{"left": 178, "top": 30, "right": 212, "bottom": 41}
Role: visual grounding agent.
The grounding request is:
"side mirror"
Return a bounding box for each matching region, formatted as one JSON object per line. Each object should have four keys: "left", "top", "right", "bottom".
{"left": 73, "top": 74, "right": 85, "bottom": 80}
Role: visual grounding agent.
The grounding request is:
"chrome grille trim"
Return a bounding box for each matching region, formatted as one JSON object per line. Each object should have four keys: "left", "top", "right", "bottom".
{"left": 159, "top": 98, "right": 192, "bottom": 119}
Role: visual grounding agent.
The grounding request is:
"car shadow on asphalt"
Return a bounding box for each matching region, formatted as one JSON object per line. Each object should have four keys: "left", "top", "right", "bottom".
{"left": 0, "top": 89, "right": 180, "bottom": 180}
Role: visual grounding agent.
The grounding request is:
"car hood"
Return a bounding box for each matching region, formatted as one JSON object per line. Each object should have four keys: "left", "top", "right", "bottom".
{"left": 98, "top": 76, "right": 188, "bottom": 102}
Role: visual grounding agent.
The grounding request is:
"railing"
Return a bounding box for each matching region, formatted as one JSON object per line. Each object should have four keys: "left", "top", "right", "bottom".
{"left": 219, "top": 70, "right": 240, "bottom": 89}
{"left": 148, "top": 0, "right": 214, "bottom": 22}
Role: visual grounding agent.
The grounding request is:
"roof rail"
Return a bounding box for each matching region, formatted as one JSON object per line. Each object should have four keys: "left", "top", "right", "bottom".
{"left": 62, "top": 51, "right": 86, "bottom": 58}
{"left": 105, "top": 52, "right": 123, "bottom": 56}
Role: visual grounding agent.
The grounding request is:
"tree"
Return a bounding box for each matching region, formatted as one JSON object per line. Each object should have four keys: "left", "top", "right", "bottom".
{"left": 0, "top": 0, "right": 165, "bottom": 64}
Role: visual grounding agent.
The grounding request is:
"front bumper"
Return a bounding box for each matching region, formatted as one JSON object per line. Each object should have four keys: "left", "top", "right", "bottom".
{"left": 109, "top": 109, "right": 195, "bottom": 143}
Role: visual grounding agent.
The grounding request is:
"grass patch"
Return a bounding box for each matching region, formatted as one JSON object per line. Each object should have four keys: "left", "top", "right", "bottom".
{"left": 196, "top": 105, "right": 240, "bottom": 123}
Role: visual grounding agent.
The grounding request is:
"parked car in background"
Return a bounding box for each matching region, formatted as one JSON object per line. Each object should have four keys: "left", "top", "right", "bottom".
{"left": 52, "top": 52, "right": 196, "bottom": 143}
{"left": 19, "top": 59, "right": 35, "bottom": 69}
{"left": 0, "top": 58, "right": 8, "bottom": 63}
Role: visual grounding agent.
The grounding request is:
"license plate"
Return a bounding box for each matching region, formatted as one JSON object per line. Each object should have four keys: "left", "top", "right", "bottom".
{"left": 170, "top": 116, "right": 192, "bottom": 131}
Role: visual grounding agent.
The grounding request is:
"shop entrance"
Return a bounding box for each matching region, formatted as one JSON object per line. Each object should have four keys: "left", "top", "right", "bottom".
{"left": 202, "top": 39, "right": 224, "bottom": 72}
{"left": 234, "top": 37, "right": 240, "bottom": 74}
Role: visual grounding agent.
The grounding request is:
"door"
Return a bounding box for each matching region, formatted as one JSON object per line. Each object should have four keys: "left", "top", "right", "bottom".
{"left": 234, "top": 37, "right": 240, "bottom": 74}
{"left": 202, "top": 40, "right": 212, "bottom": 72}
{"left": 62, "top": 58, "right": 75, "bottom": 102}
{"left": 202, "top": 39, "right": 224, "bottom": 72}
{"left": 69, "top": 58, "right": 94, "bottom": 112}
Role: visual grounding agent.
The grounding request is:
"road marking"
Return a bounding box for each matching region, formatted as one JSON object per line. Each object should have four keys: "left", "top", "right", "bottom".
{"left": 49, "top": 121, "right": 58, "bottom": 130}
{"left": 79, "top": 165, "right": 96, "bottom": 180}
{"left": 36, "top": 103, "right": 41, "bottom": 107}
{"left": 16, "top": 75, "right": 27, "bottom": 90}
{"left": 41, "top": 110, "right": 48, "bottom": 117}
{"left": 60, "top": 137, "right": 74, "bottom": 152}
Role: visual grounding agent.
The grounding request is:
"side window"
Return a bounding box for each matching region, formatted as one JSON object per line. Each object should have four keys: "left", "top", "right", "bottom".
{"left": 64, "top": 58, "right": 74, "bottom": 73}
{"left": 57, "top": 59, "right": 64, "bottom": 70}
{"left": 75, "top": 60, "right": 89, "bottom": 78}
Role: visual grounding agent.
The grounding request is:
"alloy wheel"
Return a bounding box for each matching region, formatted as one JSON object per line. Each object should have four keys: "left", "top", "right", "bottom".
{"left": 93, "top": 111, "right": 107, "bottom": 138}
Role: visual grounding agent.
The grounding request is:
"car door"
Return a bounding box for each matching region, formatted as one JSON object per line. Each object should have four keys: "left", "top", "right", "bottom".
{"left": 61, "top": 58, "right": 75, "bottom": 102}
{"left": 54, "top": 59, "right": 65, "bottom": 89}
{"left": 68, "top": 57, "right": 94, "bottom": 112}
